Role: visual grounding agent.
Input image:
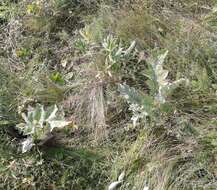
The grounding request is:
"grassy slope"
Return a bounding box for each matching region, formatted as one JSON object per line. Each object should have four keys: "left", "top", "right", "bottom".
{"left": 0, "top": 0, "right": 217, "bottom": 189}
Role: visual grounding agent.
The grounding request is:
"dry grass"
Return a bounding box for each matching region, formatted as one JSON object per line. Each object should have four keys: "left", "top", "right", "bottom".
{"left": 0, "top": 0, "right": 217, "bottom": 189}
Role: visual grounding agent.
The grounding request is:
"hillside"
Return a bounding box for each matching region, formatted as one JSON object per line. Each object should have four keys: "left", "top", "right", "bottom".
{"left": 0, "top": 0, "right": 217, "bottom": 189}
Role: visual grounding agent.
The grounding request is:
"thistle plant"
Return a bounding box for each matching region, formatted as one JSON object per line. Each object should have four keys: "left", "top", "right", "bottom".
{"left": 145, "top": 51, "right": 189, "bottom": 103}
{"left": 119, "top": 84, "right": 154, "bottom": 126}
{"left": 119, "top": 51, "right": 189, "bottom": 126}
{"left": 16, "top": 104, "right": 71, "bottom": 153}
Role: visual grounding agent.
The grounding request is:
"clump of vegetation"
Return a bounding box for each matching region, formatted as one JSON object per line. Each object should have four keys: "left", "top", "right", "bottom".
{"left": 16, "top": 104, "right": 71, "bottom": 153}
{"left": 0, "top": 0, "right": 217, "bottom": 189}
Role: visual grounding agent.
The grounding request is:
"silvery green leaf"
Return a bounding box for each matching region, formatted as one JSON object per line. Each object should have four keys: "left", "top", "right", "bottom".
{"left": 109, "top": 54, "right": 114, "bottom": 63}
{"left": 21, "top": 113, "right": 29, "bottom": 123}
{"left": 143, "top": 186, "right": 149, "bottom": 190}
{"left": 115, "top": 47, "right": 124, "bottom": 57}
{"left": 124, "top": 40, "right": 136, "bottom": 55}
{"left": 103, "top": 35, "right": 117, "bottom": 52}
{"left": 49, "top": 120, "right": 71, "bottom": 131}
{"left": 119, "top": 84, "right": 153, "bottom": 126}
{"left": 33, "top": 104, "right": 42, "bottom": 122}
{"left": 156, "top": 66, "right": 169, "bottom": 86}
{"left": 131, "top": 116, "right": 138, "bottom": 127}
{"left": 119, "top": 84, "right": 144, "bottom": 106}
{"left": 108, "top": 181, "right": 122, "bottom": 190}
{"left": 155, "top": 86, "right": 166, "bottom": 104}
{"left": 44, "top": 105, "right": 55, "bottom": 119}
{"left": 46, "top": 105, "right": 58, "bottom": 121}
{"left": 118, "top": 171, "right": 125, "bottom": 181}
{"left": 25, "top": 124, "right": 35, "bottom": 135}
{"left": 161, "top": 78, "right": 188, "bottom": 101}
{"left": 156, "top": 50, "right": 168, "bottom": 66}
{"left": 21, "top": 137, "right": 34, "bottom": 153}
{"left": 39, "top": 105, "right": 46, "bottom": 128}
{"left": 18, "top": 104, "right": 72, "bottom": 150}
{"left": 146, "top": 51, "right": 170, "bottom": 103}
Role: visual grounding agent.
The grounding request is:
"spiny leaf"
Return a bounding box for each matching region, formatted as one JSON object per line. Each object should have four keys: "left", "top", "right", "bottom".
{"left": 119, "top": 84, "right": 154, "bottom": 126}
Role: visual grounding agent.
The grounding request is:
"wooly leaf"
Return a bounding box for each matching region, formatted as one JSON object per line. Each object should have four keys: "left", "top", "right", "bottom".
{"left": 145, "top": 51, "right": 168, "bottom": 100}
{"left": 102, "top": 35, "right": 136, "bottom": 66}
{"left": 146, "top": 51, "right": 188, "bottom": 103}
{"left": 119, "top": 51, "right": 189, "bottom": 126}
{"left": 21, "top": 137, "right": 35, "bottom": 153}
{"left": 119, "top": 84, "right": 154, "bottom": 126}
{"left": 16, "top": 104, "right": 71, "bottom": 153}
{"left": 108, "top": 171, "right": 125, "bottom": 190}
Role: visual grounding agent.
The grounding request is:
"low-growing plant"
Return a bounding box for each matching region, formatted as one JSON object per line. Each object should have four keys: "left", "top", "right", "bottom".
{"left": 102, "top": 35, "right": 136, "bottom": 76}
{"left": 16, "top": 104, "right": 71, "bottom": 153}
{"left": 145, "top": 51, "right": 189, "bottom": 103}
{"left": 102, "top": 35, "right": 135, "bottom": 61}
{"left": 119, "top": 51, "right": 189, "bottom": 126}
{"left": 50, "top": 72, "right": 65, "bottom": 85}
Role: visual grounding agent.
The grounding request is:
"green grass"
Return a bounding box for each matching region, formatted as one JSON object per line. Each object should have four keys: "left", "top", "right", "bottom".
{"left": 0, "top": 125, "right": 110, "bottom": 189}
{"left": 0, "top": 0, "right": 217, "bottom": 189}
